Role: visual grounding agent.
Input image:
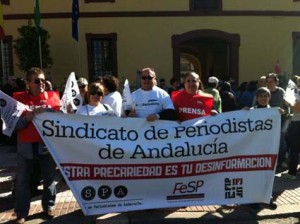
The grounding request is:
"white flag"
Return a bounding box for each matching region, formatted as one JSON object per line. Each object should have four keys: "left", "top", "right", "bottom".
{"left": 60, "top": 72, "right": 82, "bottom": 113}
{"left": 284, "top": 79, "right": 299, "bottom": 106}
{"left": 122, "top": 79, "right": 133, "bottom": 114}
{"left": 0, "top": 91, "right": 28, "bottom": 136}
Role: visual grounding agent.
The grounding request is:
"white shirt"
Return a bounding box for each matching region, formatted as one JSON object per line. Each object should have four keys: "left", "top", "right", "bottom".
{"left": 131, "top": 85, "right": 175, "bottom": 118}
{"left": 102, "top": 91, "right": 122, "bottom": 117}
{"left": 76, "top": 103, "right": 115, "bottom": 116}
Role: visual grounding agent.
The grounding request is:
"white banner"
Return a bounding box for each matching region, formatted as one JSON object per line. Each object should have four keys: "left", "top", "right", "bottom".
{"left": 60, "top": 72, "right": 82, "bottom": 113}
{"left": 0, "top": 91, "right": 27, "bottom": 136}
{"left": 33, "top": 108, "right": 280, "bottom": 215}
{"left": 284, "top": 79, "right": 299, "bottom": 106}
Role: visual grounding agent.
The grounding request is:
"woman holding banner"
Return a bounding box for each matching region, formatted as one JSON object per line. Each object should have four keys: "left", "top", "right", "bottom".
{"left": 76, "top": 82, "right": 116, "bottom": 116}
{"left": 171, "top": 72, "right": 217, "bottom": 122}
{"left": 102, "top": 75, "right": 122, "bottom": 117}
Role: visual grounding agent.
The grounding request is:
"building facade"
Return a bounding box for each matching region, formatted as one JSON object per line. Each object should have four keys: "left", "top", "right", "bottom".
{"left": 2, "top": 0, "right": 300, "bottom": 88}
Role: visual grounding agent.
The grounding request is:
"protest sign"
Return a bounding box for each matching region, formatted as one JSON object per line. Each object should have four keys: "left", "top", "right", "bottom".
{"left": 122, "top": 79, "right": 133, "bottom": 113}
{"left": 0, "top": 91, "right": 27, "bottom": 136}
{"left": 60, "top": 72, "right": 82, "bottom": 113}
{"left": 284, "top": 79, "right": 299, "bottom": 106}
{"left": 33, "top": 108, "right": 280, "bottom": 215}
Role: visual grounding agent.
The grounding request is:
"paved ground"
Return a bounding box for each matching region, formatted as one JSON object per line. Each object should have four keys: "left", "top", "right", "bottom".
{"left": 1, "top": 144, "right": 300, "bottom": 224}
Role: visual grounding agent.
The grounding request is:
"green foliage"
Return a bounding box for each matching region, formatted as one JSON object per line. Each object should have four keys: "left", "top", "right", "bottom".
{"left": 13, "top": 25, "right": 53, "bottom": 72}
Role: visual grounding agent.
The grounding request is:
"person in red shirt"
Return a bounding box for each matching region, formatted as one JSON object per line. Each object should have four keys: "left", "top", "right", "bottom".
{"left": 171, "top": 72, "right": 217, "bottom": 122}
{"left": 13, "top": 67, "right": 60, "bottom": 224}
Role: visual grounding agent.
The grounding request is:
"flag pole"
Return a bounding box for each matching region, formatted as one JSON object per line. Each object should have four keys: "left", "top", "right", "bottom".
{"left": 0, "top": 39, "right": 5, "bottom": 83}
{"left": 77, "top": 42, "right": 81, "bottom": 76}
{"left": 72, "top": 0, "right": 80, "bottom": 76}
{"left": 38, "top": 35, "right": 42, "bottom": 69}
{"left": 0, "top": 1, "right": 5, "bottom": 84}
{"left": 34, "top": 0, "right": 42, "bottom": 69}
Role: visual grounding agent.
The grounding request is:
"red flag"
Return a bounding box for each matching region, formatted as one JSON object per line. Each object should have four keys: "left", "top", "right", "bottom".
{"left": 275, "top": 60, "right": 281, "bottom": 74}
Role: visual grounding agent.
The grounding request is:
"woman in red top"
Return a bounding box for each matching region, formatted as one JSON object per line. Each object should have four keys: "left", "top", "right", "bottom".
{"left": 171, "top": 72, "right": 216, "bottom": 121}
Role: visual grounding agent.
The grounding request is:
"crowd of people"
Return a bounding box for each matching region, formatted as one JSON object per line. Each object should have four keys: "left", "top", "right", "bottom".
{"left": 1, "top": 66, "right": 300, "bottom": 223}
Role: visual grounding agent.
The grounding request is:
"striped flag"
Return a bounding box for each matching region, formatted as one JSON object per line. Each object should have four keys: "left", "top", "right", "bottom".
{"left": 72, "top": 0, "right": 79, "bottom": 41}
{"left": 34, "top": 0, "right": 40, "bottom": 33}
{"left": 0, "top": 2, "right": 5, "bottom": 40}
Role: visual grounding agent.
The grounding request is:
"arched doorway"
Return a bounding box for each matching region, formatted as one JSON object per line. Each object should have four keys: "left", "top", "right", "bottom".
{"left": 172, "top": 29, "right": 240, "bottom": 85}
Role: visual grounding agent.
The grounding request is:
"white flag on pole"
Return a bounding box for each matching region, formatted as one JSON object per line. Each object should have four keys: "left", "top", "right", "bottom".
{"left": 60, "top": 72, "right": 82, "bottom": 113}
{"left": 122, "top": 79, "right": 133, "bottom": 114}
{"left": 0, "top": 91, "right": 28, "bottom": 136}
{"left": 284, "top": 79, "right": 299, "bottom": 106}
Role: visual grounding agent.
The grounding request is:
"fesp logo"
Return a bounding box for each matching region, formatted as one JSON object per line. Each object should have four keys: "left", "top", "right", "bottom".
{"left": 173, "top": 180, "right": 204, "bottom": 194}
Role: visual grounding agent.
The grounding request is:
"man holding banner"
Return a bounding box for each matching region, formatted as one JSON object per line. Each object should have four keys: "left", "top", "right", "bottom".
{"left": 266, "top": 73, "right": 290, "bottom": 168}
{"left": 12, "top": 67, "right": 60, "bottom": 224}
{"left": 282, "top": 77, "right": 300, "bottom": 180}
{"left": 128, "top": 67, "right": 176, "bottom": 121}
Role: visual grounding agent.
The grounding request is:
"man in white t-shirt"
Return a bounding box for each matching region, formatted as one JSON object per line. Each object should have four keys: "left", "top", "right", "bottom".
{"left": 128, "top": 67, "right": 176, "bottom": 121}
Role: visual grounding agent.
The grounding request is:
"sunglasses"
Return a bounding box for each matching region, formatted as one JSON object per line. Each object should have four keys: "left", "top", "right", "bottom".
{"left": 141, "top": 76, "right": 154, "bottom": 80}
{"left": 90, "top": 91, "right": 103, "bottom": 96}
{"left": 34, "top": 78, "right": 45, "bottom": 84}
{"left": 79, "top": 85, "right": 86, "bottom": 89}
{"left": 185, "top": 79, "right": 198, "bottom": 83}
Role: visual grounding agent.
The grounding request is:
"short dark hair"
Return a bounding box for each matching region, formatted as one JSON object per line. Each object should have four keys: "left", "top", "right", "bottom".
{"left": 102, "top": 75, "right": 120, "bottom": 92}
{"left": 87, "top": 82, "right": 104, "bottom": 99}
{"left": 220, "top": 82, "right": 231, "bottom": 92}
{"left": 256, "top": 87, "right": 271, "bottom": 97}
{"left": 26, "top": 67, "right": 43, "bottom": 82}
{"left": 170, "top": 77, "right": 179, "bottom": 85}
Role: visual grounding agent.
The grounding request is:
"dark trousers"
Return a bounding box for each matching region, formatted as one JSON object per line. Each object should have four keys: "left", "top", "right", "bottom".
{"left": 286, "top": 121, "right": 300, "bottom": 176}
{"left": 14, "top": 152, "right": 56, "bottom": 218}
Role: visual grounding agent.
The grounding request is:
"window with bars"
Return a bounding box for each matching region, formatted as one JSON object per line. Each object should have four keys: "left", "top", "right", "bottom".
{"left": 190, "top": 0, "right": 222, "bottom": 11}
{"left": 86, "top": 33, "right": 117, "bottom": 81}
{"left": 1, "top": 0, "right": 10, "bottom": 5}
{"left": 0, "top": 37, "right": 13, "bottom": 86}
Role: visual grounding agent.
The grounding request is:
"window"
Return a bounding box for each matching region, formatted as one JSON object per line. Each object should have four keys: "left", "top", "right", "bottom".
{"left": 0, "top": 36, "right": 14, "bottom": 85}
{"left": 190, "top": 0, "right": 222, "bottom": 11}
{"left": 85, "top": 0, "right": 115, "bottom": 3}
{"left": 293, "top": 32, "right": 300, "bottom": 74}
{"left": 86, "top": 33, "right": 117, "bottom": 81}
{"left": 1, "top": 0, "right": 10, "bottom": 5}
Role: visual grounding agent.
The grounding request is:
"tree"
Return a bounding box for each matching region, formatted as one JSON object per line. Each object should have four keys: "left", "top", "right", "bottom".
{"left": 13, "top": 24, "right": 53, "bottom": 72}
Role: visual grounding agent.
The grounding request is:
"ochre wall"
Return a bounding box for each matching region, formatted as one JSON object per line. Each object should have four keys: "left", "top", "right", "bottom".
{"left": 3, "top": 0, "right": 300, "bottom": 86}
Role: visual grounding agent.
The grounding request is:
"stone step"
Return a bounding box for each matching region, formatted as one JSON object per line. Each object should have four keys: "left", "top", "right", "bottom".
{"left": 0, "top": 145, "right": 17, "bottom": 169}
{"left": 0, "top": 169, "right": 15, "bottom": 194}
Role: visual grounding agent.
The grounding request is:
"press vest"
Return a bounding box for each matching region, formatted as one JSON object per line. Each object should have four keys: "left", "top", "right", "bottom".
{"left": 171, "top": 90, "right": 213, "bottom": 121}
